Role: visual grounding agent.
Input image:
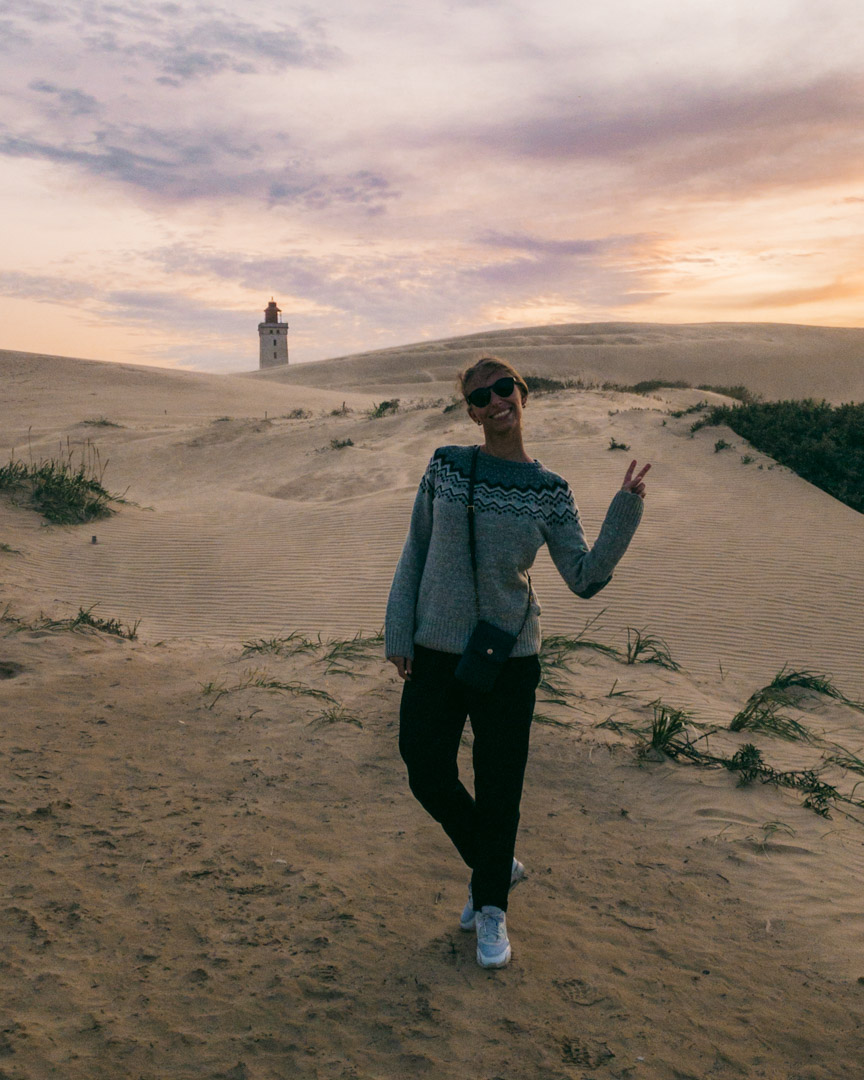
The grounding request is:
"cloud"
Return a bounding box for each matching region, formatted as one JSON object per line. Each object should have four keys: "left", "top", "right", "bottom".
{"left": 0, "top": 270, "right": 96, "bottom": 303}
{"left": 0, "top": 124, "right": 398, "bottom": 210}
{"left": 148, "top": 231, "right": 664, "bottom": 332}
{"left": 29, "top": 80, "right": 99, "bottom": 116}
{"left": 742, "top": 279, "right": 864, "bottom": 309}
{"left": 72, "top": 3, "right": 341, "bottom": 84}
{"left": 452, "top": 73, "right": 864, "bottom": 193}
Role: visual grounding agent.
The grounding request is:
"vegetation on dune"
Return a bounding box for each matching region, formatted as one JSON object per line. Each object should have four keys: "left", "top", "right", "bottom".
{"left": 523, "top": 375, "right": 573, "bottom": 394}
{"left": 1, "top": 603, "right": 139, "bottom": 639}
{"left": 368, "top": 399, "right": 400, "bottom": 418}
{"left": 693, "top": 399, "right": 864, "bottom": 513}
{"left": 0, "top": 441, "right": 126, "bottom": 524}
{"left": 597, "top": 664, "right": 864, "bottom": 822}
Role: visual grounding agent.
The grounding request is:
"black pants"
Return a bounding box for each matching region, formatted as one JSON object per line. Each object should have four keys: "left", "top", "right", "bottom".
{"left": 398, "top": 644, "right": 541, "bottom": 911}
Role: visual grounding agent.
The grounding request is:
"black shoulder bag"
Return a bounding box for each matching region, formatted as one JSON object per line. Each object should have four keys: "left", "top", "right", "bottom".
{"left": 454, "top": 447, "right": 533, "bottom": 692}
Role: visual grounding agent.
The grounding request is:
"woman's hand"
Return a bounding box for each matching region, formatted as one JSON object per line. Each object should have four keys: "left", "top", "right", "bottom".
{"left": 621, "top": 460, "right": 651, "bottom": 499}
{"left": 388, "top": 656, "right": 412, "bottom": 680}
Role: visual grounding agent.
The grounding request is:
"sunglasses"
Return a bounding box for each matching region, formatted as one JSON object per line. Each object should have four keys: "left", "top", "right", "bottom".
{"left": 466, "top": 376, "right": 517, "bottom": 409}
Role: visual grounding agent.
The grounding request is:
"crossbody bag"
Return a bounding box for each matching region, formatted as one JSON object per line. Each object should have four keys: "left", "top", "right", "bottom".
{"left": 454, "top": 447, "right": 533, "bottom": 692}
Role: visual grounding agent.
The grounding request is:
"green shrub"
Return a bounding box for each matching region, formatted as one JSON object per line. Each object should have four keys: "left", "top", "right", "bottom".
{"left": 695, "top": 399, "right": 864, "bottom": 512}
{"left": 523, "top": 375, "right": 569, "bottom": 394}
{"left": 606, "top": 379, "right": 691, "bottom": 394}
{"left": 0, "top": 442, "right": 124, "bottom": 524}
{"left": 696, "top": 384, "right": 759, "bottom": 404}
{"left": 368, "top": 399, "right": 400, "bottom": 418}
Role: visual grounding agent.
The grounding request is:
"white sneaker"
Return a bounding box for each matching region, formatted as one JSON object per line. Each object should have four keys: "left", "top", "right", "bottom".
{"left": 459, "top": 858, "right": 525, "bottom": 932}
{"left": 475, "top": 906, "right": 511, "bottom": 968}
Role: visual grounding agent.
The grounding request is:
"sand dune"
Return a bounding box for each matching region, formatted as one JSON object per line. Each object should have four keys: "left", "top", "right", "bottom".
{"left": 247, "top": 321, "right": 864, "bottom": 405}
{"left": 2, "top": 331, "right": 864, "bottom": 1078}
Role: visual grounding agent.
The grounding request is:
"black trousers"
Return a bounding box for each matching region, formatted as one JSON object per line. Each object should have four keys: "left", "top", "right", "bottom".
{"left": 398, "top": 644, "right": 541, "bottom": 911}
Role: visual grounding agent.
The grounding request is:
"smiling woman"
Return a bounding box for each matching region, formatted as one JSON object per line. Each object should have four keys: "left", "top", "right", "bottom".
{"left": 385, "top": 355, "right": 649, "bottom": 969}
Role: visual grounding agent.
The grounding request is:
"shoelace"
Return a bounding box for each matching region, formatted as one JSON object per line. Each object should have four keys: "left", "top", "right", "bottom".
{"left": 478, "top": 911, "right": 506, "bottom": 943}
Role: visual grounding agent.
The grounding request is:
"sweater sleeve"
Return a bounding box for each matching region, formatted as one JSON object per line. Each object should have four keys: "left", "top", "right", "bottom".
{"left": 544, "top": 488, "right": 644, "bottom": 599}
{"left": 384, "top": 462, "right": 435, "bottom": 659}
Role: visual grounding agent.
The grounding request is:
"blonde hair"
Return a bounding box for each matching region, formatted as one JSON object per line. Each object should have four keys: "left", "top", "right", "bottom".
{"left": 458, "top": 356, "right": 529, "bottom": 402}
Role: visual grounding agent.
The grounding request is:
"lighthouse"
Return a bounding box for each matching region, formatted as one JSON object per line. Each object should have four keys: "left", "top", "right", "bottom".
{"left": 258, "top": 299, "right": 289, "bottom": 368}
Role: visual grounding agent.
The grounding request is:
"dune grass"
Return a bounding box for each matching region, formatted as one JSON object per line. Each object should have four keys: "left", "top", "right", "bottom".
{"left": 202, "top": 669, "right": 339, "bottom": 709}
{"left": 625, "top": 628, "right": 681, "bottom": 671}
{"left": 241, "top": 632, "right": 322, "bottom": 658}
{"left": 309, "top": 705, "right": 363, "bottom": 729}
{"left": 1, "top": 603, "right": 139, "bottom": 639}
{"left": 646, "top": 701, "right": 693, "bottom": 753}
{"left": 603, "top": 663, "right": 864, "bottom": 820}
{"left": 319, "top": 630, "right": 385, "bottom": 676}
{"left": 0, "top": 441, "right": 125, "bottom": 524}
{"left": 368, "top": 399, "right": 400, "bottom": 418}
{"left": 729, "top": 697, "right": 816, "bottom": 743}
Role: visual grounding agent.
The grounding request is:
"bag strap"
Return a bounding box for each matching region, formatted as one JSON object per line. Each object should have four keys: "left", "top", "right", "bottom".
{"left": 467, "top": 446, "right": 533, "bottom": 635}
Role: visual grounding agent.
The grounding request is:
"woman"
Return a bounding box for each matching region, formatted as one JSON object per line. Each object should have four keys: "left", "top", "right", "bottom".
{"left": 385, "top": 357, "right": 649, "bottom": 969}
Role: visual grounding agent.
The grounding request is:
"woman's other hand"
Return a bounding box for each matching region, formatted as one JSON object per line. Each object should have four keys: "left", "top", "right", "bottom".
{"left": 621, "top": 460, "right": 651, "bottom": 499}
{"left": 388, "top": 656, "right": 413, "bottom": 680}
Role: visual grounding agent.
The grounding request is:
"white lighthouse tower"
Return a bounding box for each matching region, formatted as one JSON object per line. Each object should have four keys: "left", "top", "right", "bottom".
{"left": 258, "top": 299, "right": 289, "bottom": 368}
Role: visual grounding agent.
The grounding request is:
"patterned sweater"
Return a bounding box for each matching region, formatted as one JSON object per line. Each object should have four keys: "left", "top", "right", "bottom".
{"left": 385, "top": 445, "right": 644, "bottom": 659}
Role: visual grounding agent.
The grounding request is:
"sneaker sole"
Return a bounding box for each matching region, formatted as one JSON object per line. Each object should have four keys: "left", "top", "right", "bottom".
{"left": 477, "top": 943, "right": 512, "bottom": 969}
{"left": 460, "top": 862, "right": 526, "bottom": 932}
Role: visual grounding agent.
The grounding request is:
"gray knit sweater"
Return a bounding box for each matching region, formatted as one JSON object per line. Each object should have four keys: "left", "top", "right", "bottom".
{"left": 385, "top": 445, "right": 644, "bottom": 659}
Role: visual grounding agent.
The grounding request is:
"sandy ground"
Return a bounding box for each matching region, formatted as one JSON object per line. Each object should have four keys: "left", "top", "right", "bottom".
{"left": 2, "top": 329, "right": 864, "bottom": 1079}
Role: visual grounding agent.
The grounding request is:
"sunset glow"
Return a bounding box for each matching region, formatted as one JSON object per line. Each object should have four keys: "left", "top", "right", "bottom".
{"left": 2, "top": 0, "right": 864, "bottom": 371}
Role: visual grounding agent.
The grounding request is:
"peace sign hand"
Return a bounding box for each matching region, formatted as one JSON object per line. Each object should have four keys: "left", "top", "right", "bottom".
{"left": 621, "top": 460, "right": 651, "bottom": 500}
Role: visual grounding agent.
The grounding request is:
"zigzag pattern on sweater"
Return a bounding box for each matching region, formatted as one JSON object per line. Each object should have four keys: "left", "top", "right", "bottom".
{"left": 421, "top": 446, "right": 580, "bottom": 525}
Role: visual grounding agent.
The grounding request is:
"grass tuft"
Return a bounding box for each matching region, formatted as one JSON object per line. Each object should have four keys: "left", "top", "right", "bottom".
{"left": 625, "top": 628, "right": 681, "bottom": 670}
{"left": 202, "top": 670, "right": 339, "bottom": 709}
{"left": 0, "top": 441, "right": 126, "bottom": 524}
{"left": 241, "top": 632, "right": 321, "bottom": 657}
{"left": 1, "top": 603, "right": 138, "bottom": 639}
{"left": 645, "top": 701, "right": 692, "bottom": 754}
{"left": 81, "top": 417, "right": 123, "bottom": 428}
{"left": 368, "top": 399, "right": 400, "bottom": 419}
{"left": 729, "top": 697, "right": 816, "bottom": 743}
{"left": 310, "top": 705, "right": 363, "bottom": 729}
{"left": 319, "top": 630, "right": 385, "bottom": 675}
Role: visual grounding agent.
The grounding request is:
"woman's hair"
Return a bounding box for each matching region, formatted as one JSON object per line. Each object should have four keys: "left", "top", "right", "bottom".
{"left": 458, "top": 356, "right": 529, "bottom": 403}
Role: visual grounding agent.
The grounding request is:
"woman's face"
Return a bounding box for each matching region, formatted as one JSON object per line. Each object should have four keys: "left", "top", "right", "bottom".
{"left": 465, "top": 368, "right": 526, "bottom": 433}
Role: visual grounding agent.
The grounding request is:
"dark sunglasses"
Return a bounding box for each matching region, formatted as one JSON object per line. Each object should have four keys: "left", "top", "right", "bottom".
{"left": 466, "top": 376, "right": 516, "bottom": 409}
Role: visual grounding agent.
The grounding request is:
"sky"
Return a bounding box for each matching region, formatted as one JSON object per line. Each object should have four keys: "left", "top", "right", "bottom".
{"left": 2, "top": 0, "right": 864, "bottom": 372}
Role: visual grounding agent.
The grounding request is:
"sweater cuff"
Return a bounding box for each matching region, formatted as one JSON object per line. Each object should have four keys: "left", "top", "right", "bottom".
{"left": 385, "top": 628, "right": 415, "bottom": 660}
{"left": 607, "top": 488, "right": 644, "bottom": 531}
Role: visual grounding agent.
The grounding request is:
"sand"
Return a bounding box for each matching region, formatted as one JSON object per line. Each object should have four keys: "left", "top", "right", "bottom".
{"left": 2, "top": 328, "right": 864, "bottom": 1079}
